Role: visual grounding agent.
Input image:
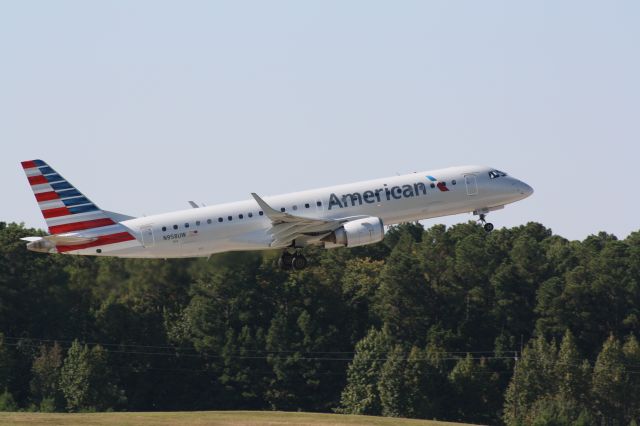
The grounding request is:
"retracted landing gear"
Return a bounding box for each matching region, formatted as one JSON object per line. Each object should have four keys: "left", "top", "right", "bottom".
{"left": 278, "top": 250, "right": 308, "bottom": 270}
{"left": 478, "top": 213, "right": 494, "bottom": 232}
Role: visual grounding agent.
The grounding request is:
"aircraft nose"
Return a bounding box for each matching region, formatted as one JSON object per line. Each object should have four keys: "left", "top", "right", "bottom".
{"left": 514, "top": 180, "right": 534, "bottom": 197}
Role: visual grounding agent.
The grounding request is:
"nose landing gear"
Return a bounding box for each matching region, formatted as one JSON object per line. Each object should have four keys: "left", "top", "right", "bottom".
{"left": 278, "top": 250, "right": 308, "bottom": 270}
{"left": 478, "top": 214, "right": 494, "bottom": 232}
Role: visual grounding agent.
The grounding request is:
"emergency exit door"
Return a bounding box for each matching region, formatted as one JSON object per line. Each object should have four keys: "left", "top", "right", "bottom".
{"left": 141, "top": 226, "right": 155, "bottom": 247}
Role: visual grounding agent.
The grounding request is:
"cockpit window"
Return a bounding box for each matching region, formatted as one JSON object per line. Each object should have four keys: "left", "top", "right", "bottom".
{"left": 489, "top": 170, "right": 507, "bottom": 179}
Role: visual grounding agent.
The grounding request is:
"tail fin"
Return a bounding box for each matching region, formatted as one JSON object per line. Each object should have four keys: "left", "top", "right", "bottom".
{"left": 21, "top": 159, "right": 123, "bottom": 235}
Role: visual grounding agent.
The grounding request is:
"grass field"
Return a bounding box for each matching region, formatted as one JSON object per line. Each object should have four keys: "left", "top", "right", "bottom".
{"left": 0, "top": 411, "right": 478, "bottom": 426}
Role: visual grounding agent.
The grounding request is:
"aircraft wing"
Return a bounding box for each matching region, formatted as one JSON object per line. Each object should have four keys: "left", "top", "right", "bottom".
{"left": 251, "top": 193, "right": 344, "bottom": 247}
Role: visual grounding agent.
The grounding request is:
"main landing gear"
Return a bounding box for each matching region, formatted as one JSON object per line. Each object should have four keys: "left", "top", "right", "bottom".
{"left": 278, "top": 250, "right": 308, "bottom": 270}
{"left": 478, "top": 214, "right": 494, "bottom": 232}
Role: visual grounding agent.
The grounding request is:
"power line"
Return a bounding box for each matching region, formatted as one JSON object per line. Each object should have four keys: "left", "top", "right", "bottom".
{"left": 8, "top": 336, "right": 640, "bottom": 372}
{"left": 4, "top": 341, "right": 518, "bottom": 362}
{"left": 1, "top": 335, "right": 509, "bottom": 355}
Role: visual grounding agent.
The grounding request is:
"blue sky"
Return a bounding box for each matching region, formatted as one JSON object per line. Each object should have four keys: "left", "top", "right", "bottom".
{"left": 1, "top": 1, "right": 638, "bottom": 240}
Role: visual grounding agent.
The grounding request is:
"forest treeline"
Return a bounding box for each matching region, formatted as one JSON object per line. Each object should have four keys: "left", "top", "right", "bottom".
{"left": 1, "top": 220, "right": 639, "bottom": 425}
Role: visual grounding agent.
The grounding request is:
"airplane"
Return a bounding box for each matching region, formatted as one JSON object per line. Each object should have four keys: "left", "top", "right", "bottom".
{"left": 20, "top": 159, "right": 533, "bottom": 270}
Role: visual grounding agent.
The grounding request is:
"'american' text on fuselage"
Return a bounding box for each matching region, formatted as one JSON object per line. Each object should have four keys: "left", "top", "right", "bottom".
{"left": 328, "top": 181, "right": 429, "bottom": 210}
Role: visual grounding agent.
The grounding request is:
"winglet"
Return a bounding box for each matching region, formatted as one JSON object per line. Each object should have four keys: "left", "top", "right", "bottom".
{"left": 251, "top": 193, "right": 281, "bottom": 218}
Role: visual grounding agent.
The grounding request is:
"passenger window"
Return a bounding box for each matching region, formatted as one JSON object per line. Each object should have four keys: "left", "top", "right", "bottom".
{"left": 185, "top": 223, "right": 189, "bottom": 228}
{"left": 162, "top": 226, "right": 167, "bottom": 232}
{"left": 207, "top": 219, "right": 212, "bottom": 224}
{"left": 227, "top": 216, "right": 232, "bottom": 221}
{"left": 239, "top": 214, "right": 244, "bottom": 219}
{"left": 173, "top": 225, "right": 178, "bottom": 230}
{"left": 218, "top": 217, "right": 223, "bottom": 222}
{"left": 316, "top": 201, "right": 322, "bottom": 207}
{"left": 305, "top": 203, "right": 310, "bottom": 208}
{"left": 452, "top": 180, "right": 456, "bottom": 185}
{"left": 196, "top": 220, "right": 201, "bottom": 226}
{"left": 292, "top": 205, "right": 298, "bottom": 211}
{"left": 280, "top": 207, "right": 286, "bottom": 212}
{"left": 430, "top": 183, "right": 435, "bottom": 188}
{"left": 248, "top": 212, "right": 253, "bottom": 218}
{"left": 259, "top": 211, "right": 264, "bottom": 216}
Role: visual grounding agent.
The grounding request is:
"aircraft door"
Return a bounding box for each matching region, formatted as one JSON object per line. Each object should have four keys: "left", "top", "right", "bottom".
{"left": 140, "top": 226, "right": 155, "bottom": 248}
{"left": 465, "top": 174, "right": 478, "bottom": 196}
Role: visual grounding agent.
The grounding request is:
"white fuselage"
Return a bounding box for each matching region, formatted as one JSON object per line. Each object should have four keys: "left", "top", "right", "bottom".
{"left": 75, "top": 165, "right": 532, "bottom": 258}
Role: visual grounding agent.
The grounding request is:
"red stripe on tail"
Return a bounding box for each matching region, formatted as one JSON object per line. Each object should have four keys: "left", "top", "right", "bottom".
{"left": 56, "top": 232, "right": 136, "bottom": 253}
{"left": 28, "top": 175, "right": 48, "bottom": 185}
{"left": 49, "top": 218, "right": 116, "bottom": 234}
{"left": 21, "top": 160, "right": 37, "bottom": 169}
{"left": 42, "top": 207, "right": 71, "bottom": 218}
{"left": 35, "top": 191, "right": 60, "bottom": 202}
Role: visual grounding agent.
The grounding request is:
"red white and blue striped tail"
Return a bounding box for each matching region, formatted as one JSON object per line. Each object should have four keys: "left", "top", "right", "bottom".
{"left": 21, "top": 159, "right": 136, "bottom": 253}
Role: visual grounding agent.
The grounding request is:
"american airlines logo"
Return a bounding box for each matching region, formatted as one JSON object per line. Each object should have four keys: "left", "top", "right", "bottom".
{"left": 328, "top": 177, "right": 448, "bottom": 210}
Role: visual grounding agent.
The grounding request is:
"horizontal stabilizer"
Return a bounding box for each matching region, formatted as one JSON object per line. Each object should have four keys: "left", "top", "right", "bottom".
{"left": 21, "top": 234, "right": 98, "bottom": 253}
{"left": 21, "top": 234, "right": 97, "bottom": 245}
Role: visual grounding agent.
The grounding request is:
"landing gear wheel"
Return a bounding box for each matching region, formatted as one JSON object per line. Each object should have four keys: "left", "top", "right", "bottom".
{"left": 477, "top": 213, "right": 494, "bottom": 232}
{"left": 278, "top": 252, "right": 294, "bottom": 270}
{"left": 292, "top": 254, "right": 308, "bottom": 270}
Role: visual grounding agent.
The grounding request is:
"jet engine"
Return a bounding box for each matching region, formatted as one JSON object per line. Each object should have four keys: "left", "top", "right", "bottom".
{"left": 322, "top": 217, "right": 384, "bottom": 248}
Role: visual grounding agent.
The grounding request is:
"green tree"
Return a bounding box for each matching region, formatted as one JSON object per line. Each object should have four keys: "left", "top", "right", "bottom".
{"left": 0, "top": 389, "right": 17, "bottom": 411}
{"left": 503, "top": 336, "right": 559, "bottom": 425}
{"left": 592, "top": 335, "right": 626, "bottom": 424}
{"left": 0, "top": 334, "right": 10, "bottom": 392}
{"left": 383, "top": 223, "right": 424, "bottom": 250}
{"left": 263, "top": 264, "right": 350, "bottom": 412}
{"left": 59, "top": 340, "right": 124, "bottom": 412}
{"left": 404, "top": 346, "right": 449, "bottom": 420}
{"left": 378, "top": 345, "right": 409, "bottom": 417}
{"left": 340, "top": 258, "right": 384, "bottom": 345}
{"left": 449, "top": 354, "right": 500, "bottom": 423}
{"left": 623, "top": 334, "right": 640, "bottom": 421}
{"left": 377, "top": 235, "right": 434, "bottom": 344}
{"left": 493, "top": 235, "right": 547, "bottom": 351}
{"left": 338, "top": 328, "right": 390, "bottom": 415}
{"left": 30, "top": 343, "right": 64, "bottom": 411}
{"left": 555, "top": 330, "right": 591, "bottom": 411}
{"left": 218, "top": 326, "right": 266, "bottom": 409}
{"left": 59, "top": 340, "right": 92, "bottom": 412}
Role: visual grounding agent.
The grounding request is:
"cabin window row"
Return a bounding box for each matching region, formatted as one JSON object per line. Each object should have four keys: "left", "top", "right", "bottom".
{"left": 161, "top": 211, "right": 264, "bottom": 232}
{"left": 159, "top": 200, "right": 327, "bottom": 232}
{"left": 280, "top": 200, "right": 323, "bottom": 212}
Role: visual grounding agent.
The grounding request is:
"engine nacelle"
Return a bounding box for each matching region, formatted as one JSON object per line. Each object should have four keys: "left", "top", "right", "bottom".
{"left": 323, "top": 217, "right": 384, "bottom": 248}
